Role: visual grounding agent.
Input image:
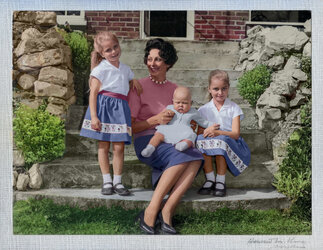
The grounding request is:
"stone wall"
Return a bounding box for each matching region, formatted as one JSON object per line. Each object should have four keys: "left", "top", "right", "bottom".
{"left": 13, "top": 11, "right": 75, "bottom": 117}
{"left": 235, "top": 20, "right": 311, "bottom": 165}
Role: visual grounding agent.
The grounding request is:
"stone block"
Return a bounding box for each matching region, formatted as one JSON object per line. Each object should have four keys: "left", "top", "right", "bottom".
{"left": 46, "top": 103, "right": 66, "bottom": 116}
{"left": 38, "top": 66, "right": 74, "bottom": 86}
{"left": 21, "top": 28, "right": 42, "bottom": 41}
{"left": 18, "top": 74, "right": 35, "bottom": 90}
{"left": 13, "top": 149, "right": 25, "bottom": 167}
{"left": 28, "top": 163, "right": 43, "bottom": 189}
{"left": 17, "top": 48, "right": 65, "bottom": 71}
{"left": 35, "top": 11, "right": 57, "bottom": 26}
{"left": 303, "top": 42, "right": 311, "bottom": 57}
{"left": 16, "top": 173, "right": 30, "bottom": 191}
{"left": 264, "top": 26, "right": 309, "bottom": 52}
{"left": 34, "top": 80, "right": 68, "bottom": 99}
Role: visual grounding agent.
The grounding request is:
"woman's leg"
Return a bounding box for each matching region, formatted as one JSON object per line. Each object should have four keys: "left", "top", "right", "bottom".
{"left": 162, "top": 160, "right": 201, "bottom": 225}
{"left": 143, "top": 162, "right": 190, "bottom": 227}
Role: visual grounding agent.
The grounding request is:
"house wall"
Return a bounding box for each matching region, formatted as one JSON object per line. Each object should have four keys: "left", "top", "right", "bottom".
{"left": 85, "top": 10, "right": 248, "bottom": 41}
{"left": 85, "top": 11, "right": 140, "bottom": 39}
{"left": 194, "top": 11, "right": 248, "bottom": 41}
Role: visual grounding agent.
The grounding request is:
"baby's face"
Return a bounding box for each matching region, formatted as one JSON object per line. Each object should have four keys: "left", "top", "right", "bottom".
{"left": 173, "top": 91, "right": 191, "bottom": 114}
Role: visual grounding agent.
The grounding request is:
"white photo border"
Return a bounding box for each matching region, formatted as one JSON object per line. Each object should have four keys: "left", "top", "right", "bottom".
{"left": 1, "top": 0, "right": 322, "bottom": 249}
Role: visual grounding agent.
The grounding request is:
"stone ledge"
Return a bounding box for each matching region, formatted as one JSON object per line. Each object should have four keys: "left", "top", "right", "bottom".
{"left": 13, "top": 188, "right": 290, "bottom": 212}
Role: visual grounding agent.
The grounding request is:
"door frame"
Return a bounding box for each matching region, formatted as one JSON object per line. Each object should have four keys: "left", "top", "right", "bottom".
{"left": 140, "top": 11, "right": 195, "bottom": 40}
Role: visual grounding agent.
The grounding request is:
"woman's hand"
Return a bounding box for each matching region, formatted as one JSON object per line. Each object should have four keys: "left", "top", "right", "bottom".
{"left": 203, "top": 123, "right": 220, "bottom": 138}
{"left": 156, "top": 109, "right": 175, "bottom": 125}
{"left": 130, "top": 79, "right": 143, "bottom": 96}
{"left": 91, "top": 117, "right": 102, "bottom": 131}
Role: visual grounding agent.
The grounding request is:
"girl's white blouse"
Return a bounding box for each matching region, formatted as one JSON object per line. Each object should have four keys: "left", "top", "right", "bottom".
{"left": 90, "top": 59, "right": 134, "bottom": 96}
{"left": 198, "top": 98, "right": 244, "bottom": 132}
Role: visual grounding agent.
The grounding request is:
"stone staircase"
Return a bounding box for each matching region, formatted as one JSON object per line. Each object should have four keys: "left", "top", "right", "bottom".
{"left": 14, "top": 40, "right": 290, "bottom": 211}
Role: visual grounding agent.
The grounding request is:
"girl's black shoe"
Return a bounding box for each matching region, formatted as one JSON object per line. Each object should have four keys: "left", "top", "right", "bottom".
{"left": 158, "top": 211, "right": 177, "bottom": 235}
{"left": 136, "top": 210, "right": 155, "bottom": 235}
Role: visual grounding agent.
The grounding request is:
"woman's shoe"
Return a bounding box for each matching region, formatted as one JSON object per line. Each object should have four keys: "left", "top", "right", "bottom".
{"left": 136, "top": 210, "right": 155, "bottom": 235}
{"left": 197, "top": 180, "right": 215, "bottom": 195}
{"left": 158, "top": 211, "right": 177, "bottom": 235}
{"left": 213, "top": 182, "right": 226, "bottom": 197}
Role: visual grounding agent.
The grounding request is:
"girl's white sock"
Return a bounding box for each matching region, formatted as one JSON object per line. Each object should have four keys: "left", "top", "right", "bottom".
{"left": 141, "top": 144, "right": 156, "bottom": 157}
{"left": 113, "top": 174, "right": 125, "bottom": 188}
{"left": 203, "top": 171, "right": 216, "bottom": 188}
{"left": 216, "top": 174, "right": 226, "bottom": 189}
{"left": 103, "top": 173, "right": 113, "bottom": 188}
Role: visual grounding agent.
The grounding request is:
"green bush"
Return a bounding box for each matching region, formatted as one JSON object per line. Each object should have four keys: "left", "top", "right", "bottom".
{"left": 237, "top": 65, "right": 272, "bottom": 106}
{"left": 13, "top": 104, "right": 65, "bottom": 168}
{"left": 56, "top": 28, "right": 92, "bottom": 70}
{"left": 273, "top": 99, "right": 312, "bottom": 220}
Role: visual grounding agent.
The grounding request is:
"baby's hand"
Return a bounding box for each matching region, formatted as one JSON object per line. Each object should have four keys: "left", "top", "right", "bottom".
{"left": 91, "top": 117, "right": 102, "bottom": 131}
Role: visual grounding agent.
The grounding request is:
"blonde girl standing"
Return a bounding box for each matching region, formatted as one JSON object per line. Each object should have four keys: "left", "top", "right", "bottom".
{"left": 80, "top": 31, "right": 141, "bottom": 196}
{"left": 196, "top": 70, "right": 250, "bottom": 197}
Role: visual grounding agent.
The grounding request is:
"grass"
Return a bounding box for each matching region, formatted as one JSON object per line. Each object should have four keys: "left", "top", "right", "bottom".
{"left": 13, "top": 198, "right": 311, "bottom": 235}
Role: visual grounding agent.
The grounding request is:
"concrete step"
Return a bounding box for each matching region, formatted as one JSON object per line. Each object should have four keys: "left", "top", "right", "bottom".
{"left": 13, "top": 187, "right": 290, "bottom": 211}
{"left": 120, "top": 40, "right": 240, "bottom": 71}
{"left": 120, "top": 39, "right": 240, "bottom": 57}
{"left": 39, "top": 152, "right": 275, "bottom": 190}
{"left": 64, "top": 126, "right": 268, "bottom": 158}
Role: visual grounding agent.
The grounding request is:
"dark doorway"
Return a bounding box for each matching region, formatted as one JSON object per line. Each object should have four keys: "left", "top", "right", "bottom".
{"left": 144, "top": 11, "right": 187, "bottom": 37}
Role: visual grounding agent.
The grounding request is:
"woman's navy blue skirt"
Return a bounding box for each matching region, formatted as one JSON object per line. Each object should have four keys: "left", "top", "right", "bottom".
{"left": 134, "top": 135, "right": 204, "bottom": 188}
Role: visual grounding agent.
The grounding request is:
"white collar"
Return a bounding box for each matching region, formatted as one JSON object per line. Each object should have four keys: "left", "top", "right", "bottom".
{"left": 208, "top": 98, "right": 231, "bottom": 111}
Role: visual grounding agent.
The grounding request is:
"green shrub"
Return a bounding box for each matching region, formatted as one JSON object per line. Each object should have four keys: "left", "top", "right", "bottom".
{"left": 13, "top": 104, "right": 65, "bottom": 168}
{"left": 273, "top": 99, "right": 312, "bottom": 220}
{"left": 237, "top": 64, "right": 272, "bottom": 106}
{"left": 56, "top": 28, "right": 92, "bottom": 70}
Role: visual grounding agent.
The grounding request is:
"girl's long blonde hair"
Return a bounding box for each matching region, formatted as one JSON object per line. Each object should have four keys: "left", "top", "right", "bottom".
{"left": 89, "top": 31, "right": 119, "bottom": 88}
{"left": 206, "top": 69, "right": 230, "bottom": 101}
{"left": 90, "top": 31, "right": 119, "bottom": 71}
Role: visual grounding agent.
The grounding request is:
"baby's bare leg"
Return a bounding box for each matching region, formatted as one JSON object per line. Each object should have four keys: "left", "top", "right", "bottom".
{"left": 175, "top": 139, "right": 193, "bottom": 151}
{"left": 141, "top": 132, "right": 164, "bottom": 157}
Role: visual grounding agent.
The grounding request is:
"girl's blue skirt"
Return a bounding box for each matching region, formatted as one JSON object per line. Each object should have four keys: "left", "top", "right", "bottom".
{"left": 196, "top": 134, "right": 250, "bottom": 176}
{"left": 134, "top": 134, "right": 204, "bottom": 188}
{"left": 80, "top": 93, "right": 131, "bottom": 144}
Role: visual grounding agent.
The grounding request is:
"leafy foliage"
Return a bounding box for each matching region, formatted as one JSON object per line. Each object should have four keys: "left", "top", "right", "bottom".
{"left": 273, "top": 99, "right": 312, "bottom": 220}
{"left": 56, "top": 28, "right": 92, "bottom": 70}
{"left": 237, "top": 64, "right": 272, "bottom": 106}
{"left": 13, "top": 104, "right": 65, "bottom": 168}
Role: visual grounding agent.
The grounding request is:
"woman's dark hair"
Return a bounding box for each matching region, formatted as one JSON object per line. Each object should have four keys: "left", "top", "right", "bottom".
{"left": 144, "top": 38, "right": 178, "bottom": 70}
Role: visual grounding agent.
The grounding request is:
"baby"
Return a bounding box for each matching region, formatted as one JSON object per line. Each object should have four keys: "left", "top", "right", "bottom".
{"left": 141, "top": 86, "right": 218, "bottom": 157}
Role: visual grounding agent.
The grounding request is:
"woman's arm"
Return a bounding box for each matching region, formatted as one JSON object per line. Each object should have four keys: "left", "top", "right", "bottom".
{"left": 203, "top": 116, "right": 240, "bottom": 140}
{"left": 131, "top": 109, "right": 175, "bottom": 134}
{"left": 89, "top": 77, "right": 102, "bottom": 131}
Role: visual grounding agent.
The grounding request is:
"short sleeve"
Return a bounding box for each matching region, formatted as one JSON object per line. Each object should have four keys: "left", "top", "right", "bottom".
{"left": 128, "top": 88, "right": 141, "bottom": 119}
{"left": 90, "top": 65, "right": 104, "bottom": 83}
{"left": 128, "top": 67, "right": 134, "bottom": 81}
{"left": 232, "top": 103, "right": 244, "bottom": 121}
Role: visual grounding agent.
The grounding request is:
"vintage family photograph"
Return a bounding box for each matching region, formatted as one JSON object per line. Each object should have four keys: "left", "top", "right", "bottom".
{"left": 3, "top": 2, "right": 320, "bottom": 249}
